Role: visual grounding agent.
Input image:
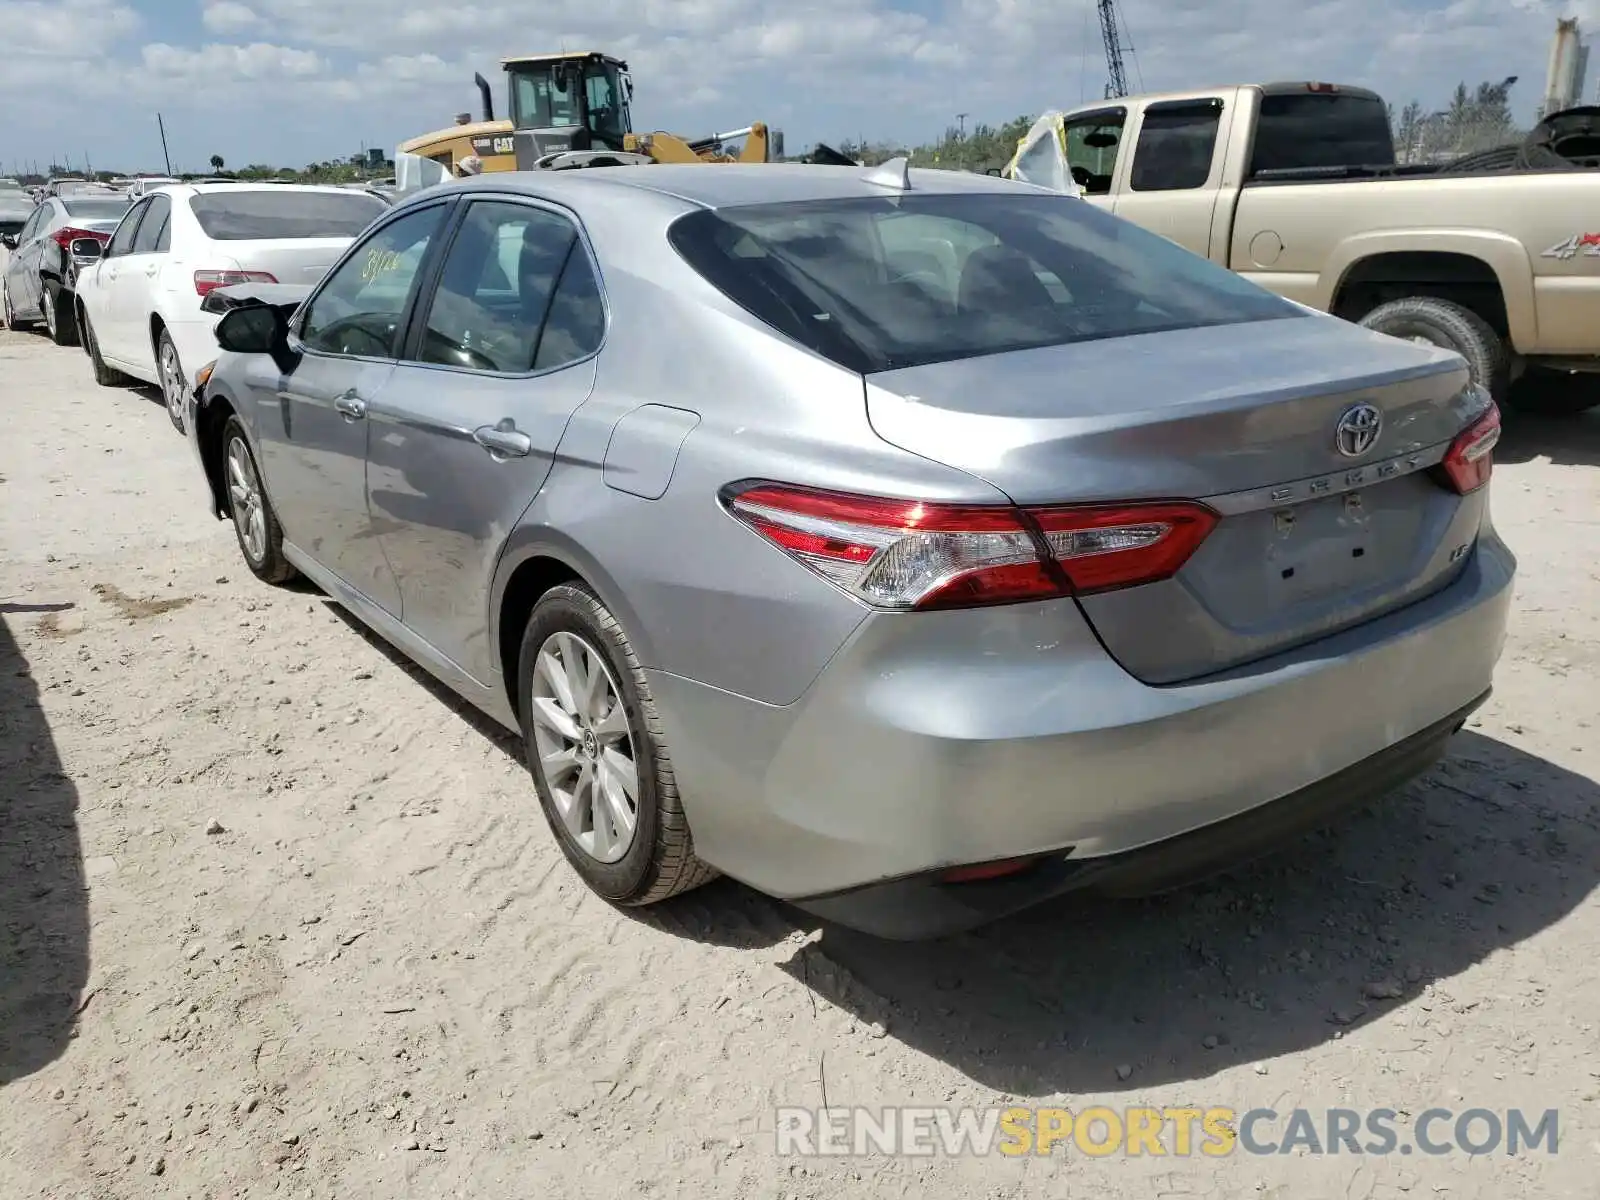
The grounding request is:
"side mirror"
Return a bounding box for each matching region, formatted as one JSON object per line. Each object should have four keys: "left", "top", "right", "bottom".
{"left": 215, "top": 304, "right": 284, "bottom": 355}
{"left": 69, "top": 238, "right": 102, "bottom": 260}
{"left": 0, "top": 234, "right": 16, "bottom": 250}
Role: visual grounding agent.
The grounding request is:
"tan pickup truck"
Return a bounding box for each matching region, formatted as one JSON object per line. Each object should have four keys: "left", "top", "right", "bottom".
{"left": 1055, "top": 81, "right": 1600, "bottom": 415}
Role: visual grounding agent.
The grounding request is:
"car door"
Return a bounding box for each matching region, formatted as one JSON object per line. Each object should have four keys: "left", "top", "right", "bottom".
{"left": 253, "top": 200, "right": 452, "bottom": 613}
{"left": 4, "top": 206, "right": 44, "bottom": 312}
{"left": 365, "top": 196, "right": 603, "bottom": 680}
{"left": 1061, "top": 108, "right": 1127, "bottom": 214}
{"left": 91, "top": 199, "right": 149, "bottom": 361}
{"left": 1109, "top": 98, "right": 1228, "bottom": 258}
{"left": 106, "top": 194, "right": 171, "bottom": 374}
{"left": 12, "top": 205, "right": 53, "bottom": 314}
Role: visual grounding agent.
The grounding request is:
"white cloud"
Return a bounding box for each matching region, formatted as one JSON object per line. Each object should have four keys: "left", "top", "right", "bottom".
{"left": 202, "top": 2, "right": 265, "bottom": 33}
{"left": 140, "top": 41, "right": 328, "bottom": 82}
{"left": 0, "top": 0, "right": 138, "bottom": 57}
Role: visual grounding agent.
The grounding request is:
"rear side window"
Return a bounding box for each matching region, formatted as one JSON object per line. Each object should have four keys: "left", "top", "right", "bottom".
{"left": 188, "top": 190, "right": 385, "bottom": 240}
{"left": 1130, "top": 101, "right": 1222, "bottom": 191}
{"left": 1250, "top": 93, "right": 1396, "bottom": 175}
{"left": 132, "top": 195, "right": 171, "bottom": 254}
{"left": 668, "top": 192, "right": 1300, "bottom": 374}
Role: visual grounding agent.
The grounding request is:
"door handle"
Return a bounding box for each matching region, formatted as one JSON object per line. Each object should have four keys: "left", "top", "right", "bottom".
{"left": 473, "top": 418, "right": 532, "bottom": 458}
{"left": 334, "top": 390, "right": 367, "bottom": 420}
{"left": 143, "top": 265, "right": 158, "bottom": 277}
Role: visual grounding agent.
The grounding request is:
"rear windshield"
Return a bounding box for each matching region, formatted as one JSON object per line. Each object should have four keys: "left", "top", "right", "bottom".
{"left": 62, "top": 198, "right": 133, "bottom": 219}
{"left": 188, "top": 190, "right": 385, "bottom": 241}
{"left": 1249, "top": 93, "right": 1396, "bottom": 174}
{"left": 668, "top": 192, "right": 1301, "bottom": 373}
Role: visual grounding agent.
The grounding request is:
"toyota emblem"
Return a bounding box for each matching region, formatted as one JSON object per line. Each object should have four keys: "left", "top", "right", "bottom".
{"left": 1334, "top": 402, "right": 1382, "bottom": 458}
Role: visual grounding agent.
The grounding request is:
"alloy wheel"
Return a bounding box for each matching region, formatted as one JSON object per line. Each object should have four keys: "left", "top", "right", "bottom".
{"left": 42, "top": 289, "right": 56, "bottom": 338}
{"left": 159, "top": 338, "right": 186, "bottom": 430}
{"left": 225, "top": 435, "right": 267, "bottom": 565}
{"left": 528, "top": 631, "right": 639, "bottom": 864}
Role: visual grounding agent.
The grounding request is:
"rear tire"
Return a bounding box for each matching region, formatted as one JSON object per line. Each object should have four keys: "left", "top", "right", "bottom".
{"left": 1504, "top": 367, "right": 1600, "bottom": 417}
{"left": 42, "top": 281, "right": 78, "bottom": 347}
{"left": 1358, "top": 296, "right": 1508, "bottom": 400}
{"left": 156, "top": 328, "right": 187, "bottom": 434}
{"left": 517, "top": 583, "right": 716, "bottom": 907}
{"left": 221, "top": 416, "right": 296, "bottom": 584}
{"left": 82, "top": 312, "right": 129, "bottom": 387}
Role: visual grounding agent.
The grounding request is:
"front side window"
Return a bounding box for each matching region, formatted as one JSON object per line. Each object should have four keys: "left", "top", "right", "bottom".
{"left": 511, "top": 67, "right": 581, "bottom": 128}
{"left": 105, "top": 201, "right": 147, "bottom": 257}
{"left": 1130, "top": 101, "right": 1223, "bottom": 191}
{"left": 1063, "top": 111, "right": 1126, "bottom": 194}
{"left": 669, "top": 192, "right": 1301, "bottom": 374}
{"left": 413, "top": 199, "right": 591, "bottom": 373}
{"left": 299, "top": 205, "right": 445, "bottom": 358}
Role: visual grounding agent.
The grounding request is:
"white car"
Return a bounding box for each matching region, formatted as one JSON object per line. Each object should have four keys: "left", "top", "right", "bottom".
{"left": 74, "top": 183, "right": 387, "bottom": 431}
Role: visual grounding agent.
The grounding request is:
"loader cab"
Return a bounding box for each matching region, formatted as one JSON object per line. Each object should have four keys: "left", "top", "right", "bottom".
{"left": 504, "top": 52, "right": 634, "bottom": 162}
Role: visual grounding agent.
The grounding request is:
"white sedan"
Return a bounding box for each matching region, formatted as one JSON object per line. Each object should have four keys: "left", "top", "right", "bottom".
{"left": 74, "top": 183, "right": 387, "bottom": 431}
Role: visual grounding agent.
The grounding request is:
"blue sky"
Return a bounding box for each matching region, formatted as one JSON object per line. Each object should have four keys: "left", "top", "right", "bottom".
{"left": 1, "top": 0, "right": 1591, "bottom": 174}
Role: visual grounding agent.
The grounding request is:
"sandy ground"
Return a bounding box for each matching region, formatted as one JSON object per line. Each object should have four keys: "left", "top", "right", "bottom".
{"left": 1, "top": 318, "right": 1598, "bottom": 1200}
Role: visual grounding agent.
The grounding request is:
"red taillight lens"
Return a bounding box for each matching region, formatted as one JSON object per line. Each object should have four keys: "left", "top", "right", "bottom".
{"left": 194, "top": 269, "right": 277, "bottom": 297}
{"left": 1032, "top": 502, "right": 1218, "bottom": 594}
{"left": 724, "top": 483, "right": 1218, "bottom": 611}
{"left": 50, "top": 226, "right": 106, "bottom": 250}
{"left": 1439, "top": 402, "right": 1500, "bottom": 494}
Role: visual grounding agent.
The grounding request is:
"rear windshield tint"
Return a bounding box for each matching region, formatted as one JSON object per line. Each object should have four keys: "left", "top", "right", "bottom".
{"left": 62, "top": 198, "right": 133, "bottom": 219}
{"left": 188, "top": 190, "right": 385, "bottom": 241}
{"left": 668, "top": 192, "right": 1301, "bottom": 373}
{"left": 1250, "top": 94, "right": 1396, "bottom": 174}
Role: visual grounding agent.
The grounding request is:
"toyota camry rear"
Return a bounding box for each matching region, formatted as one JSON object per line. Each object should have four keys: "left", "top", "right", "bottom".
{"left": 605, "top": 175, "right": 1515, "bottom": 939}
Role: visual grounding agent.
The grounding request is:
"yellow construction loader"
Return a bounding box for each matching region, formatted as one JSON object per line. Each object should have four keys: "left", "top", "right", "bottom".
{"left": 398, "top": 51, "right": 794, "bottom": 173}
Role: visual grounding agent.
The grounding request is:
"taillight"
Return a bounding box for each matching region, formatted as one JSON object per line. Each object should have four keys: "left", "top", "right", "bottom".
{"left": 723, "top": 483, "right": 1218, "bottom": 611}
{"left": 194, "top": 270, "right": 277, "bottom": 297}
{"left": 1439, "top": 402, "right": 1500, "bottom": 494}
{"left": 50, "top": 226, "right": 106, "bottom": 250}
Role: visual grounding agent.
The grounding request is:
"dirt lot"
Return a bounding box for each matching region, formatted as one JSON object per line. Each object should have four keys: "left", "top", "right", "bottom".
{"left": 1, "top": 322, "right": 1598, "bottom": 1200}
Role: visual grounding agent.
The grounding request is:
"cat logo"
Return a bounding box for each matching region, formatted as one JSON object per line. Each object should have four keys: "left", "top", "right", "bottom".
{"left": 492, "top": 136, "right": 515, "bottom": 154}
{"left": 1541, "top": 233, "right": 1600, "bottom": 260}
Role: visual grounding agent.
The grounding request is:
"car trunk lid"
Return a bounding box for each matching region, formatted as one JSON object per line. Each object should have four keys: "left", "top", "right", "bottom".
{"left": 216, "top": 238, "right": 352, "bottom": 285}
{"left": 864, "top": 314, "right": 1488, "bottom": 683}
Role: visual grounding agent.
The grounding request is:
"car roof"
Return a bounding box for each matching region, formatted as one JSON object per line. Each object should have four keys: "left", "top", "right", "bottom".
{"left": 177, "top": 182, "right": 385, "bottom": 197}
{"left": 441, "top": 163, "right": 1041, "bottom": 213}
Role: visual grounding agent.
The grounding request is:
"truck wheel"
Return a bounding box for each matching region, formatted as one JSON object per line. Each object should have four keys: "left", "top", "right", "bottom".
{"left": 1358, "top": 297, "right": 1508, "bottom": 400}
{"left": 1505, "top": 368, "right": 1599, "bottom": 417}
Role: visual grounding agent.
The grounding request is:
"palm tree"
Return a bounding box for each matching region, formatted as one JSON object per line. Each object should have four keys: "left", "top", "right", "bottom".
{"left": 209, "top": 154, "right": 225, "bottom": 172}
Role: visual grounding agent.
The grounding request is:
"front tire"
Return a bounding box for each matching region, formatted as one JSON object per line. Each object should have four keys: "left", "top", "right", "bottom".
{"left": 1359, "top": 296, "right": 1508, "bottom": 400}
{"left": 1, "top": 279, "right": 34, "bottom": 332}
{"left": 221, "top": 416, "right": 296, "bottom": 584}
{"left": 156, "top": 328, "right": 187, "bottom": 434}
{"left": 517, "top": 584, "right": 715, "bottom": 906}
{"left": 42, "top": 281, "right": 78, "bottom": 347}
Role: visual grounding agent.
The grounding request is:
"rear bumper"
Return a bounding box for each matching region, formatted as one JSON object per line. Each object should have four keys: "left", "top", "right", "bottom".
{"left": 649, "top": 530, "right": 1515, "bottom": 922}
{"left": 793, "top": 689, "right": 1486, "bottom": 939}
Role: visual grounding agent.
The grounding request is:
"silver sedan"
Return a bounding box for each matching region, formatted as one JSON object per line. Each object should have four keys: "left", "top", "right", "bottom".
{"left": 184, "top": 163, "right": 1514, "bottom": 938}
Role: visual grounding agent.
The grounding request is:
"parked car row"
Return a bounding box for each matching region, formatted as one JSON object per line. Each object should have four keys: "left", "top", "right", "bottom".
{"left": 3, "top": 182, "right": 390, "bottom": 429}
{"left": 170, "top": 163, "right": 1515, "bottom": 939}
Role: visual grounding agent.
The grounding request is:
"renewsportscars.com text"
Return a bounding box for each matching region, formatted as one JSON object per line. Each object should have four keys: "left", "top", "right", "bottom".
{"left": 774, "top": 1105, "right": 1560, "bottom": 1159}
